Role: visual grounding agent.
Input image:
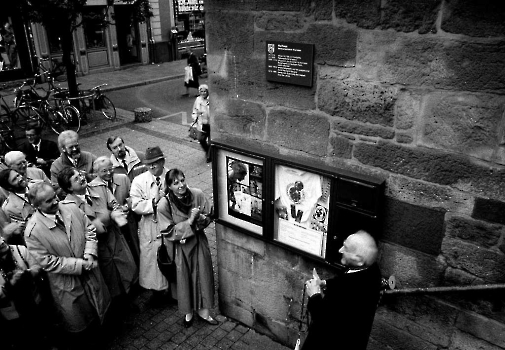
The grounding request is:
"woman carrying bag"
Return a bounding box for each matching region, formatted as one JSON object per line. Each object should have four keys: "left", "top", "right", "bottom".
{"left": 191, "top": 84, "right": 211, "bottom": 162}
{"left": 157, "top": 168, "right": 218, "bottom": 328}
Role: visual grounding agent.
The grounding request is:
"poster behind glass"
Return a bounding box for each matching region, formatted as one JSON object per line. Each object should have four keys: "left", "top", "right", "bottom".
{"left": 216, "top": 149, "right": 264, "bottom": 235}
{"left": 273, "top": 165, "right": 331, "bottom": 258}
{"left": 0, "top": 17, "right": 20, "bottom": 72}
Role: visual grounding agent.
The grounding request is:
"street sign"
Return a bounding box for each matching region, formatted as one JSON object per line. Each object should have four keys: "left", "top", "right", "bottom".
{"left": 266, "top": 41, "right": 314, "bottom": 87}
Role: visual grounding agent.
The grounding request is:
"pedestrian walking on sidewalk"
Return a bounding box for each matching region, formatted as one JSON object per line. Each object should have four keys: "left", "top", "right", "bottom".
{"left": 157, "top": 168, "right": 219, "bottom": 328}
{"left": 191, "top": 84, "right": 211, "bottom": 162}
{"left": 183, "top": 48, "right": 201, "bottom": 96}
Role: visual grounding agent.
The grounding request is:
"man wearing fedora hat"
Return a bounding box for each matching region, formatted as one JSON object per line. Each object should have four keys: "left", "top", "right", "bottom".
{"left": 130, "top": 146, "right": 173, "bottom": 307}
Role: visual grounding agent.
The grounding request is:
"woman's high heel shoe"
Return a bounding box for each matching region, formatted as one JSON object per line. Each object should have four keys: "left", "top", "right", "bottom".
{"left": 183, "top": 315, "right": 194, "bottom": 328}
{"left": 198, "top": 314, "right": 219, "bottom": 325}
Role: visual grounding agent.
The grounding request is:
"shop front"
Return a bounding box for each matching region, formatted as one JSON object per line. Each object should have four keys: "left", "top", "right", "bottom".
{"left": 0, "top": 12, "right": 36, "bottom": 82}
{"left": 173, "top": 0, "right": 205, "bottom": 60}
{"left": 30, "top": 0, "right": 149, "bottom": 77}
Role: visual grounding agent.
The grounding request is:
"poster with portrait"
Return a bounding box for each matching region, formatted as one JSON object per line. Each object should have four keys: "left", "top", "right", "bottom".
{"left": 216, "top": 149, "right": 264, "bottom": 235}
{"left": 273, "top": 164, "right": 331, "bottom": 257}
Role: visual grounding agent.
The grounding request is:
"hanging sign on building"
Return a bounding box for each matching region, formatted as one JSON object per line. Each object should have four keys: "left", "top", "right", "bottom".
{"left": 266, "top": 41, "right": 314, "bottom": 87}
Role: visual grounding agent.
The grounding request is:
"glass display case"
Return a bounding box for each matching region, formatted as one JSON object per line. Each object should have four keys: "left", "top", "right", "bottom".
{"left": 212, "top": 142, "right": 385, "bottom": 266}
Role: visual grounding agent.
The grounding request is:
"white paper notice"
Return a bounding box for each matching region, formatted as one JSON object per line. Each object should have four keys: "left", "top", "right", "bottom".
{"left": 277, "top": 219, "right": 323, "bottom": 256}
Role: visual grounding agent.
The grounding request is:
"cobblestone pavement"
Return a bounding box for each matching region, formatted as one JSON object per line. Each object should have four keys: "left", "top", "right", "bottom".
{"left": 74, "top": 62, "right": 291, "bottom": 350}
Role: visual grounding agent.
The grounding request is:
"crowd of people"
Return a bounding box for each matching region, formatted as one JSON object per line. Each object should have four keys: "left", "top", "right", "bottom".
{"left": 0, "top": 124, "right": 218, "bottom": 349}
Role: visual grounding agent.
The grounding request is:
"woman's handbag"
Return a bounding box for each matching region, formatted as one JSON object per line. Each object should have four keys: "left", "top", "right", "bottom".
{"left": 188, "top": 118, "right": 207, "bottom": 142}
{"left": 157, "top": 235, "right": 177, "bottom": 281}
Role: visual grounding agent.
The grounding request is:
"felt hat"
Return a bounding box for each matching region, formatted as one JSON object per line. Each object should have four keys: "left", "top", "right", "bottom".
{"left": 144, "top": 146, "right": 165, "bottom": 164}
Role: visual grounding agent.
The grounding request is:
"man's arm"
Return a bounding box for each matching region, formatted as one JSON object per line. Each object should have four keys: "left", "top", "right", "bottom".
{"left": 130, "top": 177, "right": 154, "bottom": 215}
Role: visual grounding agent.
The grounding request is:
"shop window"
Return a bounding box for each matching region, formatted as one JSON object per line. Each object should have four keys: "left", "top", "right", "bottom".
{"left": 0, "top": 17, "right": 20, "bottom": 71}
{"left": 83, "top": 6, "right": 107, "bottom": 50}
{"left": 212, "top": 142, "right": 385, "bottom": 268}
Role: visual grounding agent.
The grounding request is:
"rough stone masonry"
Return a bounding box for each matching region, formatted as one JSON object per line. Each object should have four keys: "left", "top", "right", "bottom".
{"left": 206, "top": 1, "right": 505, "bottom": 349}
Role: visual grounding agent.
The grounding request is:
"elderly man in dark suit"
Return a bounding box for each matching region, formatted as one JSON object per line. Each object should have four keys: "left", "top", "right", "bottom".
{"left": 19, "top": 123, "right": 60, "bottom": 178}
{"left": 302, "top": 230, "right": 382, "bottom": 350}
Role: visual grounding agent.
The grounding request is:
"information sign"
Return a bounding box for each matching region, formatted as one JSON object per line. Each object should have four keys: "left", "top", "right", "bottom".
{"left": 266, "top": 41, "right": 314, "bottom": 87}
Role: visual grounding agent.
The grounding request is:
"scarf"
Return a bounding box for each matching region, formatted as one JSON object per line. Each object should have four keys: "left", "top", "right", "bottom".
{"left": 168, "top": 188, "right": 194, "bottom": 215}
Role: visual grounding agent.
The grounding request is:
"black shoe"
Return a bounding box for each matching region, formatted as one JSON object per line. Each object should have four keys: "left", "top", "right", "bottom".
{"left": 197, "top": 314, "right": 219, "bottom": 326}
{"left": 183, "top": 316, "right": 194, "bottom": 328}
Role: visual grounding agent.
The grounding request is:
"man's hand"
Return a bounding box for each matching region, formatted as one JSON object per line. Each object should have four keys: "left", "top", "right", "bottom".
{"left": 36, "top": 158, "right": 47, "bottom": 165}
{"left": 9, "top": 270, "right": 25, "bottom": 286}
{"left": 305, "top": 278, "right": 322, "bottom": 297}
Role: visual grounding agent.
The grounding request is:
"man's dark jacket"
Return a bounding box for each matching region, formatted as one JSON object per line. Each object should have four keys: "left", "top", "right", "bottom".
{"left": 302, "top": 263, "right": 382, "bottom": 350}
{"left": 19, "top": 139, "right": 60, "bottom": 177}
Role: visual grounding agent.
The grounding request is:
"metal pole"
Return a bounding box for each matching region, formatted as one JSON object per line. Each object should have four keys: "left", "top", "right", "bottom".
{"left": 384, "top": 283, "right": 505, "bottom": 296}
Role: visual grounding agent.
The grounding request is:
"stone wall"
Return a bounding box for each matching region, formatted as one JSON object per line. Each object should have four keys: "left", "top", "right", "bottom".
{"left": 206, "top": 0, "right": 505, "bottom": 349}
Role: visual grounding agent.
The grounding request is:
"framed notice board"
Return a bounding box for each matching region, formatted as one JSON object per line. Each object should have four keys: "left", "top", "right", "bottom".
{"left": 211, "top": 141, "right": 385, "bottom": 268}
{"left": 266, "top": 41, "right": 314, "bottom": 87}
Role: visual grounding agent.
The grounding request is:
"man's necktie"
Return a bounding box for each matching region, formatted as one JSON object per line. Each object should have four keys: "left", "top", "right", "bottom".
{"left": 122, "top": 160, "right": 128, "bottom": 173}
{"left": 108, "top": 181, "right": 113, "bottom": 192}
{"left": 156, "top": 176, "right": 161, "bottom": 188}
{"left": 33, "top": 145, "right": 38, "bottom": 153}
{"left": 55, "top": 213, "right": 65, "bottom": 231}
{"left": 85, "top": 195, "right": 93, "bottom": 206}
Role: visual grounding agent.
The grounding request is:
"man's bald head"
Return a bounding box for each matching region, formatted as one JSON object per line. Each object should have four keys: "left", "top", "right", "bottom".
{"left": 339, "top": 230, "right": 378, "bottom": 268}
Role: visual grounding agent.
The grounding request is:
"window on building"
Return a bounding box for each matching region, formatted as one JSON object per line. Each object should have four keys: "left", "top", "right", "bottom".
{"left": 83, "top": 6, "right": 107, "bottom": 50}
{"left": 0, "top": 17, "right": 20, "bottom": 71}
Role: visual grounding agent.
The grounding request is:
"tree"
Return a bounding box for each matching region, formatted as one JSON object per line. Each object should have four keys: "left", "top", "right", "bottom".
{"left": 16, "top": 0, "right": 152, "bottom": 97}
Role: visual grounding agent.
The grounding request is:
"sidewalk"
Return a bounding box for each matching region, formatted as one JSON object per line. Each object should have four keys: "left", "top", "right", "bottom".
{"left": 75, "top": 61, "right": 293, "bottom": 350}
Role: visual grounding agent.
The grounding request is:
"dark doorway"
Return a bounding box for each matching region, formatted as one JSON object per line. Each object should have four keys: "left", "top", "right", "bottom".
{"left": 114, "top": 5, "right": 141, "bottom": 66}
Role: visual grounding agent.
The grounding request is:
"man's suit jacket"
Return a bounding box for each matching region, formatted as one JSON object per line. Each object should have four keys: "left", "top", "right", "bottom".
{"left": 50, "top": 151, "right": 97, "bottom": 185}
{"left": 20, "top": 139, "right": 60, "bottom": 176}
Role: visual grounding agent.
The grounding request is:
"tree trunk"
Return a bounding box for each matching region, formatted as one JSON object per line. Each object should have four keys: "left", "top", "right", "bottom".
{"left": 60, "top": 20, "right": 78, "bottom": 99}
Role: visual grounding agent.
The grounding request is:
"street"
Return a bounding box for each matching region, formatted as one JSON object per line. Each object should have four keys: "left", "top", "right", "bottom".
{"left": 106, "top": 77, "right": 208, "bottom": 124}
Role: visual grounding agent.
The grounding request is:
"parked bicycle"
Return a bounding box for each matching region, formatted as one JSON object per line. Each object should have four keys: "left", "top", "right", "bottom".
{"left": 54, "top": 83, "right": 116, "bottom": 122}
{"left": 14, "top": 74, "right": 81, "bottom": 134}
{"left": 0, "top": 83, "right": 40, "bottom": 151}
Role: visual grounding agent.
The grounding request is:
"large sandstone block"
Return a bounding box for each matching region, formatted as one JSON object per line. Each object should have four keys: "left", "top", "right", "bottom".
{"left": 381, "top": 0, "right": 440, "bottom": 34}
{"left": 374, "top": 307, "right": 452, "bottom": 347}
{"left": 385, "top": 175, "right": 474, "bottom": 215}
{"left": 213, "top": 99, "right": 267, "bottom": 139}
{"left": 318, "top": 74, "right": 398, "bottom": 126}
{"left": 445, "top": 215, "right": 502, "bottom": 249}
{"left": 370, "top": 313, "right": 439, "bottom": 350}
{"left": 333, "top": 119, "right": 395, "bottom": 139}
{"left": 382, "top": 197, "right": 446, "bottom": 255}
{"left": 456, "top": 310, "right": 505, "bottom": 348}
{"left": 379, "top": 242, "right": 446, "bottom": 288}
{"left": 255, "top": 12, "right": 305, "bottom": 31}
{"left": 354, "top": 141, "right": 505, "bottom": 200}
{"left": 206, "top": 11, "right": 254, "bottom": 54}
{"left": 357, "top": 31, "right": 505, "bottom": 92}
{"left": 329, "top": 134, "right": 353, "bottom": 158}
{"left": 442, "top": 0, "right": 505, "bottom": 38}
{"left": 472, "top": 197, "right": 505, "bottom": 226}
{"left": 395, "top": 89, "right": 421, "bottom": 130}
{"left": 266, "top": 109, "right": 329, "bottom": 156}
{"left": 302, "top": 0, "right": 333, "bottom": 21}
{"left": 334, "top": 0, "right": 381, "bottom": 29}
{"left": 448, "top": 330, "right": 504, "bottom": 350}
{"left": 421, "top": 92, "right": 505, "bottom": 165}
{"left": 442, "top": 238, "right": 505, "bottom": 282}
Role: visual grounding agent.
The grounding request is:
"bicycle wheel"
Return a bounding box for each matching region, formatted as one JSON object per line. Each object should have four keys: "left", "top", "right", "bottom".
{"left": 13, "top": 106, "right": 42, "bottom": 130}
{"left": 49, "top": 105, "right": 80, "bottom": 134}
{"left": 98, "top": 96, "right": 116, "bottom": 120}
{"left": 0, "top": 121, "right": 16, "bottom": 151}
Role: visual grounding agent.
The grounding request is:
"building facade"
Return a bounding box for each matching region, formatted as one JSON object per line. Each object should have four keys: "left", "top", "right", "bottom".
{"left": 206, "top": 1, "right": 505, "bottom": 349}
